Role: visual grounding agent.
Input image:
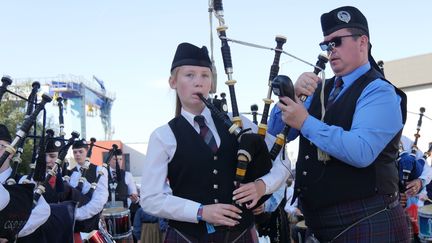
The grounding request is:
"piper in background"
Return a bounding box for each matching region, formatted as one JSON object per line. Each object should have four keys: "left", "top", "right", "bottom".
{"left": 107, "top": 149, "right": 139, "bottom": 209}
{"left": 107, "top": 148, "right": 140, "bottom": 242}
{"left": 66, "top": 139, "right": 108, "bottom": 242}
{"left": 39, "top": 133, "right": 65, "bottom": 203}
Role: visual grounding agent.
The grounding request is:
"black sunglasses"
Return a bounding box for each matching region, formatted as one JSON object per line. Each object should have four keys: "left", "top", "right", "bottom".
{"left": 319, "top": 34, "right": 362, "bottom": 51}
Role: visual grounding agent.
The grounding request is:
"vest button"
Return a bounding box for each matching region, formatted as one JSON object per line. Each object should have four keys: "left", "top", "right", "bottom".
{"left": 213, "top": 169, "right": 218, "bottom": 175}
{"left": 305, "top": 155, "right": 310, "bottom": 160}
{"left": 214, "top": 199, "right": 219, "bottom": 203}
{"left": 214, "top": 156, "right": 218, "bottom": 160}
{"left": 302, "top": 171, "right": 307, "bottom": 176}
{"left": 213, "top": 184, "right": 219, "bottom": 189}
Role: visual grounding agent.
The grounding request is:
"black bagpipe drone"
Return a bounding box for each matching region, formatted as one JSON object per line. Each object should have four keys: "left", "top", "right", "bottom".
{"left": 207, "top": 0, "right": 329, "bottom": 185}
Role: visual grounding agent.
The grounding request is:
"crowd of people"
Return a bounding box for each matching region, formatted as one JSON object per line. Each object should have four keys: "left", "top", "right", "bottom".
{"left": 1, "top": 4, "right": 431, "bottom": 243}
{"left": 0, "top": 122, "right": 146, "bottom": 242}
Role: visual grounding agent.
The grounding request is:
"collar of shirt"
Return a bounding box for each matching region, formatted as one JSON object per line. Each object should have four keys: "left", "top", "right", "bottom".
{"left": 181, "top": 107, "right": 214, "bottom": 133}
{"left": 180, "top": 106, "right": 221, "bottom": 146}
{"left": 304, "top": 62, "right": 373, "bottom": 112}
{"left": 110, "top": 167, "right": 119, "bottom": 175}
{"left": 0, "top": 167, "right": 12, "bottom": 184}
{"left": 335, "top": 62, "right": 372, "bottom": 96}
{"left": 73, "top": 163, "right": 85, "bottom": 174}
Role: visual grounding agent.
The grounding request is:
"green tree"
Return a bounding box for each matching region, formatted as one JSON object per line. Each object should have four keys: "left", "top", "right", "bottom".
{"left": 0, "top": 92, "right": 46, "bottom": 175}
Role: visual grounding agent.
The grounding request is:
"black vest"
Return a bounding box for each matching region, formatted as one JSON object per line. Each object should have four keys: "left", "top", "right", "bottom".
{"left": 108, "top": 169, "right": 129, "bottom": 208}
{"left": 68, "top": 163, "right": 101, "bottom": 232}
{"left": 295, "top": 68, "right": 406, "bottom": 210}
{"left": 167, "top": 114, "right": 254, "bottom": 238}
{"left": 0, "top": 184, "right": 34, "bottom": 242}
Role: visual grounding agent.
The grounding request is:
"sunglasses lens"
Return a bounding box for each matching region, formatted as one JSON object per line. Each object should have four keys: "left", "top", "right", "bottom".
{"left": 332, "top": 37, "right": 342, "bottom": 47}
{"left": 319, "top": 36, "right": 343, "bottom": 51}
{"left": 319, "top": 43, "right": 328, "bottom": 51}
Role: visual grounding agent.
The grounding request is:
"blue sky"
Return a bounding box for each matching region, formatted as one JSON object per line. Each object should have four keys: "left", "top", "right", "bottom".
{"left": 1, "top": 1, "right": 431, "bottom": 143}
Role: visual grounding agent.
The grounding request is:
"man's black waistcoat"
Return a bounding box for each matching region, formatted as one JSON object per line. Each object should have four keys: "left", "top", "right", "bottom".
{"left": 294, "top": 68, "right": 406, "bottom": 210}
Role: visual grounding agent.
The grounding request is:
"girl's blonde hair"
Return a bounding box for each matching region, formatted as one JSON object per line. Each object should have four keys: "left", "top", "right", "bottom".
{"left": 170, "top": 67, "right": 182, "bottom": 117}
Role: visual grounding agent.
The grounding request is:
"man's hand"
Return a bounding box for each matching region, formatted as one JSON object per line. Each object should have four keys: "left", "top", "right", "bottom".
{"left": 277, "top": 96, "right": 309, "bottom": 130}
{"left": 202, "top": 204, "right": 242, "bottom": 226}
{"left": 129, "top": 193, "right": 139, "bottom": 203}
{"left": 405, "top": 178, "right": 422, "bottom": 197}
{"left": 233, "top": 180, "right": 266, "bottom": 209}
{"left": 294, "top": 72, "right": 320, "bottom": 98}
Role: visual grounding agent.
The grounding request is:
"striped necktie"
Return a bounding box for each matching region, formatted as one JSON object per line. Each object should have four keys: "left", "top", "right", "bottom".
{"left": 326, "top": 78, "right": 344, "bottom": 110}
{"left": 194, "top": 115, "right": 218, "bottom": 153}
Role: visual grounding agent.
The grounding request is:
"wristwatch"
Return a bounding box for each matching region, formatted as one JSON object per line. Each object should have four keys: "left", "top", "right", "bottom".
{"left": 197, "top": 204, "right": 203, "bottom": 221}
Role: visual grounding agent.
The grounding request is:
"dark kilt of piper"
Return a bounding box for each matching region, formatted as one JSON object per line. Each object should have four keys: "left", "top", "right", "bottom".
{"left": 301, "top": 193, "right": 410, "bottom": 243}
{"left": 17, "top": 201, "right": 76, "bottom": 243}
{"left": 163, "top": 226, "right": 259, "bottom": 243}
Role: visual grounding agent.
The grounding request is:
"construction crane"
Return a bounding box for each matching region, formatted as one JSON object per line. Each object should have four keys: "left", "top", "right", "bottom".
{"left": 11, "top": 74, "right": 115, "bottom": 140}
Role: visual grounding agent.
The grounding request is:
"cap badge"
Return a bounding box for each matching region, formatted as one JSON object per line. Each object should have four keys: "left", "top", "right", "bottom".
{"left": 337, "top": 11, "right": 351, "bottom": 23}
{"left": 55, "top": 141, "right": 62, "bottom": 147}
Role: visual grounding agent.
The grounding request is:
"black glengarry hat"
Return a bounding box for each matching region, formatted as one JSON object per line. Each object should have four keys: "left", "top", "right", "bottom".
{"left": 321, "top": 6, "right": 369, "bottom": 37}
{"left": 114, "top": 148, "right": 122, "bottom": 156}
{"left": 170, "top": 42, "right": 212, "bottom": 72}
{"left": 72, "top": 139, "right": 88, "bottom": 149}
{"left": 0, "top": 124, "right": 12, "bottom": 143}
{"left": 46, "top": 138, "right": 64, "bottom": 153}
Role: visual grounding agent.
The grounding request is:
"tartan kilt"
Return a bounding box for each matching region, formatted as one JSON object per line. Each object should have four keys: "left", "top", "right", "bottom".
{"left": 301, "top": 193, "right": 410, "bottom": 242}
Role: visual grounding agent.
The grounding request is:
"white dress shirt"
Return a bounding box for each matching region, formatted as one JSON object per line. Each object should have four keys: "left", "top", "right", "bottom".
{"left": 140, "top": 107, "right": 290, "bottom": 223}
{"left": 68, "top": 163, "right": 108, "bottom": 220}
{"left": 0, "top": 168, "right": 11, "bottom": 210}
{"left": 0, "top": 167, "right": 50, "bottom": 237}
{"left": 264, "top": 182, "right": 287, "bottom": 213}
{"left": 284, "top": 181, "right": 298, "bottom": 216}
{"left": 0, "top": 183, "right": 9, "bottom": 210}
{"left": 18, "top": 196, "right": 50, "bottom": 237}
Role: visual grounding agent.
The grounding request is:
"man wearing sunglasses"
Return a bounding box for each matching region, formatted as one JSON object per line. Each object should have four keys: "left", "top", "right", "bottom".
{"left": 277, "top": 6, "right": 409, "bottom": 242}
